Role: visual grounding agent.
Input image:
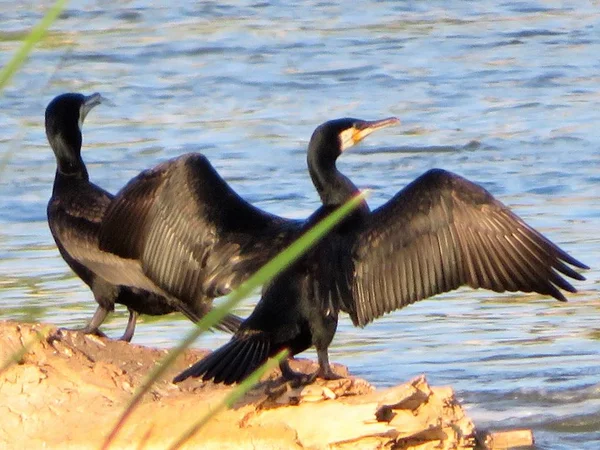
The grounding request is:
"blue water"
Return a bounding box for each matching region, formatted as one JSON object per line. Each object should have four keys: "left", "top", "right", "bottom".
{"left": 1, "top": 2, "right": 599, "bottom": 448}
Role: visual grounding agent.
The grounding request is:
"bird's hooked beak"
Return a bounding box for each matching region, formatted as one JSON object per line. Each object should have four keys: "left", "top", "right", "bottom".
{"left": 340, "top": 117, "right": 400, "bottom": 152}
{"left": 78, "top": 93, "right": 107, "bottom": 130}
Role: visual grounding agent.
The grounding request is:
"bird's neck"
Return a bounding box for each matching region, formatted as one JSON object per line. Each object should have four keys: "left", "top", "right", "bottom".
{"left": 51, "top": 134, "right": 89, "bottom": 180}
{"left": 56, "top": 156, "right": 89, "bottom": 180}
{"left": 55, "top": 161, "right": 89, "bottom": 181}
{"left": 309, "top": 155, "right": 359, "bottom": 206}
{"left": 309, "top": 160, "right": 370, "bottom": 233}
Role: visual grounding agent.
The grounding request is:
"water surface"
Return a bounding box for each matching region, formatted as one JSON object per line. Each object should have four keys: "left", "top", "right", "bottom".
{"left": 1, "top": 2, "right": 599, "bottom": 448}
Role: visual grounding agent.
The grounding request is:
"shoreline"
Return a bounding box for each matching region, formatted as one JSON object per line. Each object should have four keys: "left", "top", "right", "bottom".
{"left": 0, "top": 321, "right": 531, "bottom": 449}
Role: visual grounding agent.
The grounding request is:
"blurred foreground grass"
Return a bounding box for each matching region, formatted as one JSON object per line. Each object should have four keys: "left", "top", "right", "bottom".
{"left": 0, "top": 0, "right": 68, "bottom": 174}
{"left": 0, "top": 1, "right": 68, "bottom": 363}
{"left": 102, "top": 192, "right": 368, "bottom": 448}
{"left": 0, "top": 0, "right": 67, "bottom": 91}
{"left": 0, "top": 6, "right": 367, "bottom": 446}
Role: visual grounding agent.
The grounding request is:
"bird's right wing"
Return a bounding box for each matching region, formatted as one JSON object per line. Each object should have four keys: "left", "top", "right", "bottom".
{"left": 347, "top": 169, "right": 588, "bottom": 328}
{"left": 99, "top": 153, "right": 301, "bottom": 304}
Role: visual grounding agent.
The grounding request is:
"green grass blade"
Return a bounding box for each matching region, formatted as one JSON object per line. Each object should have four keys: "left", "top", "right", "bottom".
{"left": 167, "top": 349, "right": 289, "bottom": 450}
{"left": 0, "top": 0, "right": 68, "bottom": 91}
{"left": 100, "top": 191, "right": 369, "bottom": 450}
{"left": 0, "top": 0, "right": 67, "bottom": 176}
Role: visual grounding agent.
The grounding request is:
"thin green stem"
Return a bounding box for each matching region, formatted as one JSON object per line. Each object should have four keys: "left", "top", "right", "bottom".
{"left": 168, "top": 350, "right": 289, "bottom": 450}
{"left": 100, "top": 191, "right": 369, "bottom": 450}
{"left": 0, "top": 0, "right": 68, "bottom": 91}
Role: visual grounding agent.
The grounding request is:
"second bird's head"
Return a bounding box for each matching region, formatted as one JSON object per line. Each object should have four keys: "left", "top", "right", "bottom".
{"left": 308, "top": 116, "right": 399, "bottom": 167}
{"left": 45, "top": 92, "right": 105, "bottom": 160}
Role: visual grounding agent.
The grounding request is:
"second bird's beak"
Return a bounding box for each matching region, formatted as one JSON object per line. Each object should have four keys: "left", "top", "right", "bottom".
{"left": 341, "top": 117, "right": 400, "bottom": 151}
{"left": 79, "top": 93, "right": 107, "bottom": 129}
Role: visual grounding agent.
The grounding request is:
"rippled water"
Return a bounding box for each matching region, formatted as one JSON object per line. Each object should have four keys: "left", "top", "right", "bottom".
{"left": 1, "top": 2, "right": 599, "bottom": 448}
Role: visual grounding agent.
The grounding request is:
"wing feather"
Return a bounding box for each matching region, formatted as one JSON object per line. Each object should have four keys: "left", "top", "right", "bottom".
{"left": 348, "top": 168, "right": 587, "bottom": 327}
{"left": 99, "top": 153, "right": 301, "bottom": 307}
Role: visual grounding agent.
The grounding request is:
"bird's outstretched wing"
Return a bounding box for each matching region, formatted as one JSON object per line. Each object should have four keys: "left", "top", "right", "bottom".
{"left": 99, "top": 153, "right": 301, "bottom": 304}
{"left": 346, "top": 168, "right": 588, "bottom": 327}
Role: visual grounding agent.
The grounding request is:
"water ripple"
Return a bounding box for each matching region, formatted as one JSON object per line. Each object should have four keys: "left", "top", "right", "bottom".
{"left": 1, "top": 2, "right": 598, "bottom": 448}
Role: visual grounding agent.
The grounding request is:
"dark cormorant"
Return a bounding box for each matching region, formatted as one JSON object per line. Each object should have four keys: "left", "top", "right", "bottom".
{"left": 46, "top": 93, "right": 241, "bottom": 341}
{"left": 91, "top": 118, "right": 398, "bottom": 335}
{"left": 173, "top": 117, "right": 588, "bottom": 385}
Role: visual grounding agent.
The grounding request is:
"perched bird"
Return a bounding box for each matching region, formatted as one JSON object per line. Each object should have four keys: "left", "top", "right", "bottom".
{"left": 95, "top": 153, "right": 302, "bottom": 311}
{"left": 173, "top": 117, "right": 588, "bottom": 386}
{"left": 46, "top": 92, "right": 241, "bottom": 341}
{"left": 92, "top": 118, "right": 396, "bottom": 343}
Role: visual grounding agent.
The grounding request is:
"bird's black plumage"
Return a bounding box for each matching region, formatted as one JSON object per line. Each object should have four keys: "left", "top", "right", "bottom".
{"left": 46, "top": 93, "right": 241, "bottom": 341}
{"left": 174, "top": 117, "right": 588, "bottom": 386}
{"left": 95, "top": 153, "right": 303, "bottom": 305}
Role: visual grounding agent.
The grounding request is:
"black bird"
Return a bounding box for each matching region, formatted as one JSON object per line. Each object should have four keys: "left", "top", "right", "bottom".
{"left": 91, "top": 119, "right": 397, "bottom": 337}
{"left": 173, "top": 117, "right": 588, "bottom": 385}
{"left": 46, "top": 92, "right": 241, "bottom": 341}
{"left": 87, "top": 114, "right": 393, "bottom": 370}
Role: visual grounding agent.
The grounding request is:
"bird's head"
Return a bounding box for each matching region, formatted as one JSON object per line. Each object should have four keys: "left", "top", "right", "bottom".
{"left": 308, "top": 116, "right": 399, "bottom": 167}
{"left": 45, "top": 92, "right": 105, "bottom": 171}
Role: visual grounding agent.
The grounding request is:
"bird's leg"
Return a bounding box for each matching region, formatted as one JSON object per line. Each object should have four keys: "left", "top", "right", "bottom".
{"left": 278, "top": 348, "right": 343, "bottom": 386}
{"left": 316, "top": 348, "right": 343, "bottom": 380}
{"left": 119, "top": 309, "right": 138, "bottom": 342}
{"left": 64, "top": 305, "right": 109, "bottom": 338}
{"left": 279, "top": 358, "right": 318, "bottom": 386}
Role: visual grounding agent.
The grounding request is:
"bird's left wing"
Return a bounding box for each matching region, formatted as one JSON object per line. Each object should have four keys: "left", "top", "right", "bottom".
{"left": 345, "top": 169, "right": 588, "bottom": 327}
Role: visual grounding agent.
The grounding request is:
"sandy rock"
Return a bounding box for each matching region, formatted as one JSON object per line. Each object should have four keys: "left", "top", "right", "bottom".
{"left": 0, "top": 321, "right": 525, "bottom": 449}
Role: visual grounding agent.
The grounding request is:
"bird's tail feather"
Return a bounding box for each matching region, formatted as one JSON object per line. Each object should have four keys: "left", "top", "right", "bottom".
{"left": 173, "top": 332, "right": 271, "bottom": 385}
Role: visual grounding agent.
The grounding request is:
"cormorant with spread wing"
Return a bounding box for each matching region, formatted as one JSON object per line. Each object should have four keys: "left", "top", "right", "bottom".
{"left": 174, "top": 117, "right": 587, "bottom": 385}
